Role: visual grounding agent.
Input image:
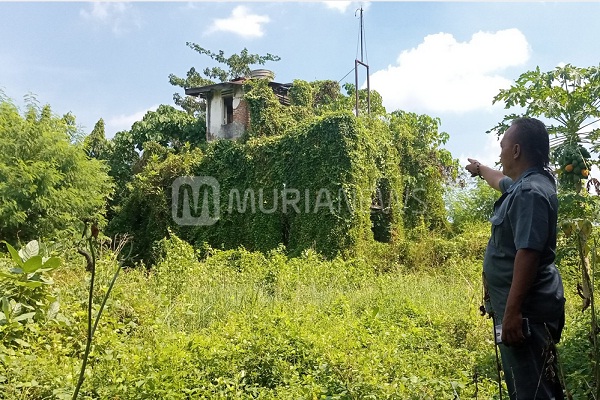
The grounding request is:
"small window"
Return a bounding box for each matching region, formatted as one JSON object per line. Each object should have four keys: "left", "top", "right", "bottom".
{"left": 224, "top": 96, "right": 233, "bottom": 124}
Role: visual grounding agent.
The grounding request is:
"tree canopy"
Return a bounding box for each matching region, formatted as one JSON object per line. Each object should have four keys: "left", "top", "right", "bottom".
{"left": 169, "top": 45, "right": 281, "bottom": 116}
{"left": 491, "top": 64, "right": 600, "bottom": 145}
{"left": 491, "top": 64, "right": 600, "bottom": 194}
{"left": 0, "top": 98, "right": 113, "bottom": 243}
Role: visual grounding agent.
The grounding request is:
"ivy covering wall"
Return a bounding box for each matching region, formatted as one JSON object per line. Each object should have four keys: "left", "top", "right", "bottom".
{"left": 179, "top": 112, "right": 403, "bottom": 258}
{"left": 111, "top": 111, "right": 403, "bottom": 264}
{"left": 109, "top": 78, "right": 457, "bottom": 265}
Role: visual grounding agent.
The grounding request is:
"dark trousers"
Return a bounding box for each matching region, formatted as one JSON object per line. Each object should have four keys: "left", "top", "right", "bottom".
{"left": 498, "top": 320, "right": 564, "bottom": 399}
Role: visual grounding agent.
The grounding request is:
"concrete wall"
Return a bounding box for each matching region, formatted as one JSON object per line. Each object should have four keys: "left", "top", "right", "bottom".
{"left": 206, "top": 85, "right": 249, "bottom": 141}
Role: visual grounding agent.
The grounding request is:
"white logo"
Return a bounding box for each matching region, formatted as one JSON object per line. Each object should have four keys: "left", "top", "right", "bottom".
{"left": 172, "top": 176, "right": 220, "bottom": 226}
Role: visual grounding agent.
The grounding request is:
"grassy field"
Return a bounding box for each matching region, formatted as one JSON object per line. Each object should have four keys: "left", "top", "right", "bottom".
{"left": 0, "top": 229, "right": 593, "bottom": 399}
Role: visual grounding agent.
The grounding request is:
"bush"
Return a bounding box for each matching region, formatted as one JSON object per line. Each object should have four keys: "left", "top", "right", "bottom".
{"left": 0, "top": 98, "right": 113, "bottom": 244}
{"left": 1, "top": 233, "right": 504, "bottom": 398}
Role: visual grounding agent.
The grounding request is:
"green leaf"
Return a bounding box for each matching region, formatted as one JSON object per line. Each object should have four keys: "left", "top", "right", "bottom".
{"left": 18, "top": 240, "right": 39, "bottom": 262}
{"left": 0, "top": 271, "right": 17, "bottom": 280}
{"left": 13, "top": 312, "right": 35, "bottom": 322}
{"left": 47, "top": 301, "right": 60, "bottom": 319}
{"left": 22, "top": 255, "right": 43, "bottom": 273}
{"left": 1, "top": 297, "right": 9, "bottom": 316}
{"left": 14, "top": 280, "right": 44, "bottom": 288}
{"left": 9, "top": 267, "right": 24, "bottom": 275}
{"left": 41, "top": 256, "right": 61, "bottom": 270}
{"left": 1, "top": 240, "right": 23, "bottom": 267}
{"left": 13, "top": 338, "right": 30, "bottom": 347}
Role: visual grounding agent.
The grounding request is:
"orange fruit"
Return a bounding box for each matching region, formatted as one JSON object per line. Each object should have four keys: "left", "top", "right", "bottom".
{"left": 582, "top": 169, "right": 589, "bottom": 177}
{"left": 565, "top": 164, "right": 574, "bottom": 172}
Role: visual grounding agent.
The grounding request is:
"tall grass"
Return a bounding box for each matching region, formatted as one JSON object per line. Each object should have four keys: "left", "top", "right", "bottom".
{"left": 0, "top": 227, "right": 590, "bottom": 399}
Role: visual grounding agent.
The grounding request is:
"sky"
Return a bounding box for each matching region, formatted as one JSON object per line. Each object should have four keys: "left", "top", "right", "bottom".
{"left": 2, "top": 1, "right": 600, "bottom": 168}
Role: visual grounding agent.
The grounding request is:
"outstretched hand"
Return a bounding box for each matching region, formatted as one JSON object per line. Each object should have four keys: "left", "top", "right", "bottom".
{"left": 465, "top": 158, "right": 481, "bottom": 177}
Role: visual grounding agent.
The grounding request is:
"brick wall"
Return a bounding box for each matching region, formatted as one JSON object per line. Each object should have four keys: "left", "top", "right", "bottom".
{"left": 232, "top": 98, "right": 250, "bottom": 129}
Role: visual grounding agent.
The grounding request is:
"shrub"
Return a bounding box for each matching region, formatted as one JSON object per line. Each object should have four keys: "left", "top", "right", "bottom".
{"left": 0, "top": 98, "right": 113, "bottom": 244}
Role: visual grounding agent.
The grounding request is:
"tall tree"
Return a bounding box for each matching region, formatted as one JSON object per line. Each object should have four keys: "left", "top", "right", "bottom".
{"left": 129, "top": 105, "right": 205, "bottom": 151}
{"left": 0, "top": 98, "right": 113, "bottom": 243}
{"left": 83, "top": 118, "right": 113, "bottom": 160}
{"left": 490, "top": 64, "right": 600, "bottom": 143}
{"left": 169, "top": 45, "right": 281, "bottom": 116}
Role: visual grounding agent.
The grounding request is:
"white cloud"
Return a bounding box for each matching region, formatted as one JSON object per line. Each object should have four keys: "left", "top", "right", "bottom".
{"left": 370, "top": 29, "right": 531, "bottom": 114}
{"left": 323, "top": 1, "right": 352, "bottom": 12}
{"left": 80, "top": 2, "right": 141, "bottom": 35}
{"left": 205, "top": 6, "right": 270, "bottom": 38}
{"left": 106, "top": 105, "right": 159, "bottom": 135}
{"left": 457, "top": 131, "right": 502, "bottom": 173}
{"left": 323, "top": 1, "right": 370, "bottom": 13}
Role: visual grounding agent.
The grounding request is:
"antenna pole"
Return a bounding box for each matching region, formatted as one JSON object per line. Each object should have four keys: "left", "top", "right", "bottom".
{"left": 359, "top": 7, "right": 364, "bottom": 63}
{"left": 354, "top": 6, "right": 370, "bottom": 117}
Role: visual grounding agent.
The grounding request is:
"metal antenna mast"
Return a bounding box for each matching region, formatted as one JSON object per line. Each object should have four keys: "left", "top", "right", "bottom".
{"left": 355, "top": 6, "right": 370, "bottom": 117}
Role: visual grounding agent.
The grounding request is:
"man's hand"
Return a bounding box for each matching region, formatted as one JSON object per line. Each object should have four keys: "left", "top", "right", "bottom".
{"left": 502, "top": 249, "right": 541, "bottom": 346}
{"left": 501, "top": 312, "right": 525, "bottom": 346}
{"left": 464, "top": 158, "right": 505, "bottom": 191}
{"left": 465, "top": 158, "right": 481, "bottom": 177}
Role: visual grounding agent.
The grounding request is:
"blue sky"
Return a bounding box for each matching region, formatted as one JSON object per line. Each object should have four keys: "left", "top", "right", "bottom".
{"left": 2, "top": 1, "right": 600, "bottom": 167}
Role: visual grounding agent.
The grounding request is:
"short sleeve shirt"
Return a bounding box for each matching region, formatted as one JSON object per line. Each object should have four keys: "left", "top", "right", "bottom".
{"left": 483, "top": 168, "right": 565, "bottom": 321}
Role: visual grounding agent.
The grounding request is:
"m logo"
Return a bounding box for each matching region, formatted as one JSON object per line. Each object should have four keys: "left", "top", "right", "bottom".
{"left": 172, "top": 176, "right": 220, "bottom": 226}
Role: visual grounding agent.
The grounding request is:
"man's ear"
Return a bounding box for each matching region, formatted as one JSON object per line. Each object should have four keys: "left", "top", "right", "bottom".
{"left": 513, "top": 143, "right": 521, "bottom": 159}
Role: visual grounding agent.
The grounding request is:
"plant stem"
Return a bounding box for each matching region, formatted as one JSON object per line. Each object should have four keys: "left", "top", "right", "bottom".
{"left": 72, "top": 237, "right": 96, "bottom": 400}
{"left": 72, "top": 237, "right": 122, "bottom": 400}
{"left": 592, "top": 238, "right": 600, "bottom": 400}
{"left": 92, "top": 264, "right": 121, "bottom": 337}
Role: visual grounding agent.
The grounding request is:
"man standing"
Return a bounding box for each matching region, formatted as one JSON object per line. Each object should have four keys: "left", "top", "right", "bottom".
{"left": 466, "top": 117, "right": 565, "bottom": 399}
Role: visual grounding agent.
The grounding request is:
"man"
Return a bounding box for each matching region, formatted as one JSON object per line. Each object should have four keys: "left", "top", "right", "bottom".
{"left": 466, "top": 117, "right": 565, "bottom": 399}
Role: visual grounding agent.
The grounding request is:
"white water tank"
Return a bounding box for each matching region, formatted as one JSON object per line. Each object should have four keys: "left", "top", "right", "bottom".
{"left": 250, "top": 69, "right": 275, "bottom": 81}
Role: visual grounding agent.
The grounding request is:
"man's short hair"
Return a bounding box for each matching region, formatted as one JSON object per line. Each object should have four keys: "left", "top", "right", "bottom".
{"left": 511, "top": 117, "right": 550, "bottom": 168}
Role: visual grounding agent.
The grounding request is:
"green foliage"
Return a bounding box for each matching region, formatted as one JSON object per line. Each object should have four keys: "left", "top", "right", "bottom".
{"left": 185, "top": 44, "right": 281, "bottom": 83}
{"left": 168, "top": 67, "right": 213, "bottom": 116}
{"left": 445, "top": 178, "right": 498, "bottom": 233}
{"left": 0, "top": 240, "right": 61, "bottom": 347}
{"left": 339, "top": 83, "right": 387, "bottom": 117}
{"left": 129, "top": 104, "right": 206, "bottom": 151}
{"left": 110, "top": 111, "right": 404, "bottom": 264}
{"left": 286, "top": 80, "right": 352, "bottom": 125}
{"left": 83, "top": 118, "right": 113, "bottom": 160}
{"left": 287, "top": 80, "right": 385, "bottom": 120}
{"left": 394, "top": 222, "right": 489, "bottom": 272}
{"left": 105, "top": 130, "right": 140, "bottom": 211}
{"left": 313, "top": 80, "right": 343, "bottom": 109}
{"left": 389, "top": 110, "right": 458, "bottom": 230}
{"left": 0, "top": 98, "right": 113, "bottom": 243}
{"left": 108, "top": 148, "right": 204, "bottom": 265}
{"left": 491, "top": 64, "right": 600, "bottom": 141}
{"left": 1, "top": 233, "right": 504, "bottom": 398}
{"left": 101, "top": 105, "right": 205, "bottom": 224}
{"left": 169, "top": 45, "right": 281, "bottom": 116}
{"left": 243, "top": 78, "right": 294, "bottom": 138}
{"left": 288, "top": 79, "right": 313, "bottom": 107}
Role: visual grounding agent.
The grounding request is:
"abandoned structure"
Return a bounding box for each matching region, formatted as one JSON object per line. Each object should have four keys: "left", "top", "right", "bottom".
{"left": 185, "top": 69, "right": 292, "bottom": 141}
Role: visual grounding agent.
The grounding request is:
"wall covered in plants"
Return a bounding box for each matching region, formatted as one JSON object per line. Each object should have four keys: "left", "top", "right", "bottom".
{"left": 111, "top": 110, "right": 403, "bottom": 264}
{"left": 178, "top": 112, "right": 403, "bottom": 259}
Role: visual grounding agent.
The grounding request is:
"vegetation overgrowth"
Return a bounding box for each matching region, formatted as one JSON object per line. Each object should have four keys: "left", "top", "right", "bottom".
{"left": 2, "top": 51, "right": 600, "bottom": 398}
{"left": 0, "top": 229, "right": 593, "bottom": 398}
